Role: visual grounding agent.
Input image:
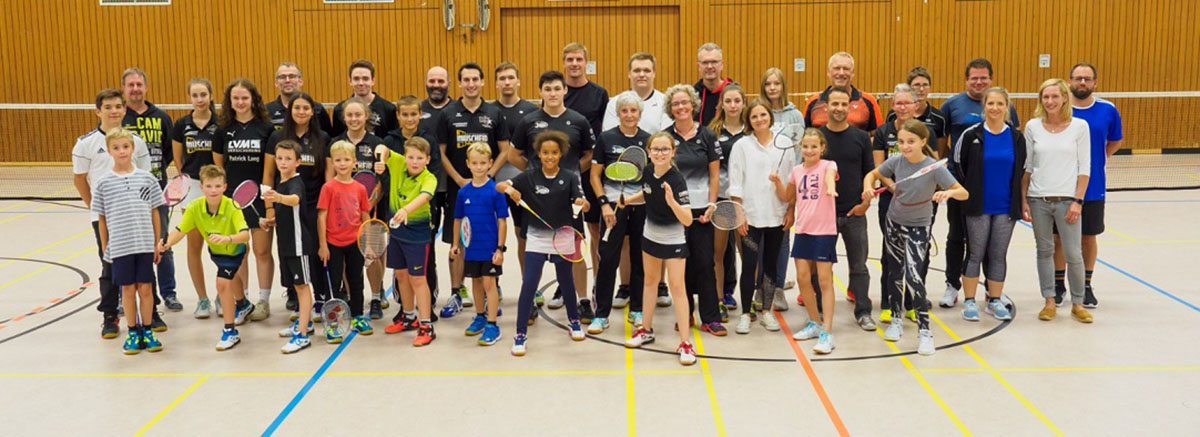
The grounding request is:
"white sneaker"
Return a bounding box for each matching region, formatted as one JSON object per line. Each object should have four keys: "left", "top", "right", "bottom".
{"left": 678, "top": 342, "right": 698, "bottom": 366}
{"left": 587, "top": 318, "right": 609, "bottom": 335}
{"left": 281, "top": 335, "right": 311, "bottom": 354}
{"left": 884, "top": 320, "right": 903, "bottom": 342}
{"left": 547, "top": 295, "right": 565, "bottom": 309}
{"left": 917, "top": 329, "right": 936, "bottom": 356}
{"left": 278, "top": 321, "right": 314, "bottom": 337}
{"left": 772, "top": 288, "right": 789, "bottom": 311}
{"left": 625, "top": 328, "right": 655, "bottom": 348}
{"left": 813, "top": 331, "right": 835, "bottom": 354}
{"left": 289, "top": 310, "right": 299, "bottom": 321}
{"left": 627, "top": 311, "right": 643, "bottom": 327}
{"left": 758, "top": 311, "right": 780, "bottom": 331}
{"left": 215, "top": 329, "right": 240, "bottom": 351}
{"left": 939, "top": 284, "right": 960, "bottom": 308}
{"left": 193, "top": 298, "right": 212, "bottom": 319}
{"left": 569, "top": 321, "right": 586, "bottom": 341}
{"left": 214, "top": 297, "right": 223, "bottom": 317}
{"left": 792, "top": 320, "right": 821, "bottom": 340}
{"left": 511, "top": 334, "right": 527, "bottom": 356}
{"left": 250, "top": 300, "right": 270, "bottom": 321}
{"left": 735, "top": 314, "right": 752, "bottom": 334}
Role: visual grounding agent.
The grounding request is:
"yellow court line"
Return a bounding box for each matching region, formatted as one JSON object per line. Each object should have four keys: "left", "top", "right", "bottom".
{"left": 929, "top": 314, "right": 1064, "bottom": 436}
{"left": 1104, "top": 226, "right": 1139, "bottom": 243}
{"left": 0, "top": 203, "right": 60, "bottom": 227}
{"left": 0, "top": 229, "right": 93, "bottom": 270}
{"left": 133, "top": 374, "right": 210, "bottom": 437}
{"left": 831, "top": 274, "right": 972, "bottom": 436}
{"left": 0, "top": 370, "right": 699, "bottom": 379}
{"left": 690, "top": 326, "right": 728, "bottom": 437}
{"left": 922, "top": 366, "right": 1200, "bottom": 373}
{"left": 624, "top": 306, "right": 636, "bottom": 437}
{"left": 0, "top": 246, "right": 96, "bottom": 292}
{"left": 1187, "top": 174, "right": 1200, "bottom": 182}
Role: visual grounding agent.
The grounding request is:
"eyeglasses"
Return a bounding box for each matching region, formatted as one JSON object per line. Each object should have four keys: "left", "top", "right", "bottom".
{"left": 276, "top": 74, "right": 300, "bottom": 80}
{"left": 699, "top": 60, "right": 722, "bottom": 67}
{"left": 670, "top": 101, "right": 692, "bottom": 108}
{"left": 1070, "top": 77, "right": 1096, "bottom": 83}
{"left": 649, "top": 148, "right": 673, "bottom": 155}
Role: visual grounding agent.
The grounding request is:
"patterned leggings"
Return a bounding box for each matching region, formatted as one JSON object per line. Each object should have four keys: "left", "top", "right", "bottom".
{"left": 883, "top": 219, "right": 931, "bottom": 331}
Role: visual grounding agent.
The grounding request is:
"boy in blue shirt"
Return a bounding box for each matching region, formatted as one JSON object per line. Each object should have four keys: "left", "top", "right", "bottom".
{"left": 451, "top": 142, "right": 509, "bottom": 345}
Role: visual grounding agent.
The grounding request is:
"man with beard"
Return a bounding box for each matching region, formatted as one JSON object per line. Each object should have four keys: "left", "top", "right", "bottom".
{"left": 420, "top": 66, "right": 452, "bottom": 302}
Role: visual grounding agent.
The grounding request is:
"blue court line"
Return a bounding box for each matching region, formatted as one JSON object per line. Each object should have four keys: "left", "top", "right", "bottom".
{"left": 1016, "top": 221, "right": 1200, "bottom": 314}
{"left": 263, "top": 331, "right": 358, "bottom": 436}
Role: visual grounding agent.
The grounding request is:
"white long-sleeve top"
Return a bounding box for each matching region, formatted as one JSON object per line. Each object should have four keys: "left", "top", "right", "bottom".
{"left": 727, "top": 133, "right": 794, "bottom": 227}
{"left": 1024, "top": 118, "right": 1091, "bottom": 198}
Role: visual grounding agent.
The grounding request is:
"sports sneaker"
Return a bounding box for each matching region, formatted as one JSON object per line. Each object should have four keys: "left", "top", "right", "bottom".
{"left": 796, "top": 293, "right": 805, "bottom": 306}
{"left": 718, "top": 303, "right": 729, "bottom": 323}
{"left": 326, "top": 327, "right": 344, "bottom": 344}
{"left": 773, "top": 288, "right": 789, "bottom": 311}
{"left": 117, "top": 303, "right": 124, "bottom": 317}
{"left": 1054, "top": 283, "right": 1066, "bottom": 307}
{"left": 758, "top": 311, "right": 780, "bottom": 331}
{"left": 497, "top": 285, "right": 503, "bottom": 302}
{"left": 141, "top": 328, "right": 163, "bottom": 352}
{"left": 1071, "top": 307, "right": 1094, "bottom": 323}
{"left": 678, "top": 342, "right": 698, "bottom": 366}
{"left": 782, "top": 280, "right": 795, "bottom": 290}
{"left": 1083, "top": 285, "right": 1098, "bottom": 308}
{"left": 352, "top": 315, "right": 374, "bottom": 335}
{"left": 369, "top": 299, "right": 383, "bottom": 320}
{"left": 547, "top": 288, "right": 565, "bottom": 309}
{"left": 569, "top": 320, "right": 586, "bottom": 341}
{"left": 164, "top": 295, "right": 183, "bottom": 312}
{"left": 216, "top": 328, "right": 240, "bottom": 351}
{"left": 722, "top": 293, "right": 738, "bottom": 310}
{"left": 102, "top": 314, "right": 120, "bottom": 339}
{"left": 215, "top": 297, "right": 223, "bottom": 317}
{"left": 917, "top": 329, "right": 936, "bottom": 356}
{"left": 250, "top": 300, "right": 270, "bottom": 321}
{"left": 845, "top": 290, "right": 856, "bottom": 303}
{"left": 440, "top": 294, "right": 463, "bottom": 318}
{"left": 465, "top": 314, "right": 488, "bottom": 336}
{"left": 792, "top": 320, "right": 821, "bottom": 340}
{"left": 939, "top": 284, "right": 960, "bottom": 308}
{"left": 587, "top": 318, "right": 609, "bottom": 334}
{"left": 906, "top": 310, "right": 917, "bottom": 323}
{"left": 511, "top": 333, "right": 528, "bottom": 356}
{"left": 613, "top": 286, "right": 631, "bottom": 308}
{"left": 527, "top": 307, "right": 539, "bottom": 325}
{"left": 656, "top": 283, "right": 671, "bottom": 307}
{"left": 286, "top": 295, "right": 298, "bottom": 312}
{"left": 625, "top": 327, "right": 655, "bottom": 348}
{"left": 234, "top": 301, "right": 255, "bottom": 326}
{"left": 384, "top": 313, "right": 419, "bottom": 334}
{"left": 879, "top": 309, "right": 892, "bottom": 323}
{"left": 479, "top": 324, "right": 501, "bottom": 346}
{"left": 279, "top": 321, "right": 314, "bottom": 337}
{"left": 884, "top": 320, "right": 903, "bottom": 342}
{"left": 701, "top": 321, "right": 728, "bottom": 336}
{"left": 150, "top": 311, "right": 168, "bottom": 332}
{"left": 813, "top": 331, "right": 835, "bottom": 354}
{"left": 281, "top": 334, "right": 311, "bottom": 354}
{"left": 413, "top": 323, "right": 436, "bottom": 346}
{"left": 455, "top": 285, "right": 472, "bottom": 308}
{"left": 311, "top": 301, "right": 324, "bottom": 323}
{"left": 534, "top": 290, "right": 545, "bottom": 307}
{"left": 627, "top": 311, "right": 643, "bottom": 327}
{"left": 735, "top": 314, "right": 752, "bottom": 334}
{"left": 962, "top": 300, "right": 981, "bottom": 321}
{"left": 122, "top": 330, "right": 143, "bottom": 355}
{"left": 194, "top": 298, "right": 212, "bottom": 319}
{"left": 289, "top": 310, "right": 300, "bottom": 321}
{"left": 378, "top": 294, "right": 390, "bottom": 309}
{"left": 856, "top": 315, "right": 877, "bottom": 331}
{"left": 579, "top": 299, "right": 595, "bottom": 324}
{"left": 985, "top": 299, "right": 1013, "bottom": 321}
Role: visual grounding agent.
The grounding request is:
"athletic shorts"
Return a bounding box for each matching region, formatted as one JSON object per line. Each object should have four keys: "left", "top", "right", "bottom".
{"left": 1053, "top": 200, "right": 1104, "bottom": 236}
{"left": 464, "top": 260, "right": 503, "bottom": 278}
{"left": 643, "top": 238, "right": 688, "bottom": 259}
{"left": 791, "top": 233, "right": 838, "bottom": 263}
{"left": 441, "top": 185, "right": 458, "bottom": 244}
{"left": 112, "top": 253, "right": 155, "bottom": 287}
{"left": 210, "top": 252, "right": 245, "bottom": 280}
{"left": 388, "top": 239, "right": 429, "bottom": 276}
{"left": 279, "top": 256, "right": 312, "bottom": 287}
{"left": 581, "top": 171, "right": 602, "bottom": 224}
{"left": 239, "top": 200, "right": 264, "bottom": 229}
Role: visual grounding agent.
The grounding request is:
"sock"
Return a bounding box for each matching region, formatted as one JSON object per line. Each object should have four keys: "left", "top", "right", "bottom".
{"left": 1085, "top": 270, "right": 1094, "bottom": 286}
{"left": 129, "top": 324, "right": 140, "bottom": 332}
{"left": 373, "top": 292, "right": 382, "bottom": 301}
{"left": 1054, "top": 270, "right": 1065, "bottom": 289}
{"left": 405, "top": 310, "right": 417, "bottom": 318}
{"left": 224, "top": 323, "right": 234, "bottom": 331}
{"left": 237, "top": 298, "right": 249, "bottom": 308}
{"left": 477, "top": 311, "right": 486, "bottom": 317}
{"left": 259, "top": 288, "right": 271, "bottom": 302}
{"left": 419, "top": 319, "right": 431, "bottom": 326}
{"left": 987, "top": 296, "right": 999, "bottom": 303}
{"left": 487, "top": 321, "right": 497, "bottom": 326}
{"left": 964, "top": 297, "right": 975, "bottom": 303}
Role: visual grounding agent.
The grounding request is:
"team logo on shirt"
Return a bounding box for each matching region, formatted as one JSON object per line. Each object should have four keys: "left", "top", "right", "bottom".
{"left": 534, "top": 121, "right": 549, "bottom": 130}
{"left": 421, "top": 112, "right": 432, "bottom": 119}
{"left": 452, "top": 122, "right": 468, "bottom": 128}
{"left": 478, "top": 115, "right": 493, "bottom": 129}
{"left": 534, "top": 185, "right": 550, "bottom": 195}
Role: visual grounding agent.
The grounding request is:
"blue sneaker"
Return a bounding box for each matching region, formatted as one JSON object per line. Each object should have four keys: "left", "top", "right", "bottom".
{"left": 325, "top": 325, "right": 344, "bottom": 344}
{"left": 985, "top": 299, "right": 1013, "bottom": 321}
{"left": 141, "top": 328, "right": 163, "bottom": 352}
{"left": 123, "top": 330, "right": 143, "bottom": 355}
{"left": 216, "top": 328, "right": 240, "bottom": 351}
{"left": 962, "top": 299, "right": 981, "bottom": 321}
{"left": 465, "top": 314, "right": 487, "bottom": 336}
{"left": 534, "top": 290, "right": 544, "bottom": 307}
{"left": 352, "top": 315, "right": 374, "bottom": 335}
{"left": 511, "top": 333, "right": 528, "bottom": 356}
{"left": 439, "top": 294, "right": 463, "bottom": 318}
{"left": 478, "top": 323, "right": 501, "bottom": 346}
{"left": 722, "top": 293, "right": 738, "bottom": 310}
{"left": 234, "top": 300, "right": 255, "bottom": 325}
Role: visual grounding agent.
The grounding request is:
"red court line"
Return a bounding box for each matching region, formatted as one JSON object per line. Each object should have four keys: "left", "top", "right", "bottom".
{"left": 0, "top": 282, "right": 94, "bottom": 326}
{"left": 775, "top": 311, "right": 850, "bottom": 437}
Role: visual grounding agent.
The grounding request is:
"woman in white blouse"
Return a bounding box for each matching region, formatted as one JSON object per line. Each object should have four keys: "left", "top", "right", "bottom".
{"left": 1021, "top": 78, "right": 1093, "bottom": 323}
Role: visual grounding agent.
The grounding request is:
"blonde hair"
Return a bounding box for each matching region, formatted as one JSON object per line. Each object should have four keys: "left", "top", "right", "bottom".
{"left": 1033, "top": 78, "right": 1073, "bottom": 122}
{"left": 898, "top": 119, "right": 935, "bottom": 157}
{"left": 663, "top": 83, "right": 700, "bottom": 117}
{"left": 329, "top": 140, "right": 355, "bottom": 158}
{"left": 104, "top": 127, "right": 135, "bottom": 148}
{"left": 405, "top": 136, "right": 431, "bottom": 157}
{"left": 466, "top": 142, "right": 492, "bottom": 159}
{"left": 199, "top": 164, "right": 226, "bottom": 183}
{"left": 982, "top": 87, "right": 1013, "bottom": 124}
{"left": 341, "top": 97, "right": 373, "bottom": 124}
{"left": 760, "top": 67, "right": 789, "bottom": 110}
{"left": 647, "top": 131, "right": 676, "bottom": 150}
{"left": 562, "top": 42, "right": 588, "bottom": 59}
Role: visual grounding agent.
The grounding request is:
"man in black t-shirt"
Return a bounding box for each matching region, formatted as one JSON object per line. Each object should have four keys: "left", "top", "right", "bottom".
{"left": 331, "top": 59, "right": 398, "bottom": 139}
{"left": 421, "top": 66, "right": 452, "bottom": 253}
{"left": 885, "top": 67, "right": 948, "bottom": 155}
{"left": 562, "top": 44, "right": 610, "bottom": 290}
{"left": 267, "top": 63, "right": 333, "bottom": 134}
{"left": 436, "top": 62, "right": 512, "bottom": 314}
{"left": 120, "top": 67, "right": 176, "bottom": 317}
{"left": 493, "top": 62, "right": 539, "bottom": 264}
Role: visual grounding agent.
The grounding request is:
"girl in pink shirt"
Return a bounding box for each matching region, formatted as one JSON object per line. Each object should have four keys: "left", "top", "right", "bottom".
{"left": 770, "top": 128, "right": 839, "bottom": 354}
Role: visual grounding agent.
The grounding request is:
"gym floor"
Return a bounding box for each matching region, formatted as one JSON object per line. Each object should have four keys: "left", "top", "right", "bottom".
{"left": 0, "top": 189, "right": 1197, "bottom": 436}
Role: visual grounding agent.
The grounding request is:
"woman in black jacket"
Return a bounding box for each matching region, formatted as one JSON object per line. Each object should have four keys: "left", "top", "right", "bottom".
{"left": 951, "top": 87, "right": 1025, "bottom": 322}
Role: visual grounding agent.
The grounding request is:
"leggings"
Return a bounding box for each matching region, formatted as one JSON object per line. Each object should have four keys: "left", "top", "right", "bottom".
{"left": 595, "top": 205, "right": 645, "bottom": 318}
{"left": 883, "top": 219, "right": 931, "bottom": 331}
{"left": 964, "top": 214, "right": 1015, "bottom": 281}
{"left": 516, "top": 252, "right": 579, "bottom": 336}
{"left": 684, "top": 211, "right": 720, "bottom": 324}
{"left": 327, "top": 242, "right": 366, "bottom": 316}
{"left": 738, "top": 226, "right": 783, "bottom": 313}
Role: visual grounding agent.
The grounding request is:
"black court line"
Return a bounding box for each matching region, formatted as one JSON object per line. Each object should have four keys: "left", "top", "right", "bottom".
{"left": 0, "top": 256, "right": 93, "bottom": 345}
{"left": 0, "top": 257, "right": 92, "bottom": 324}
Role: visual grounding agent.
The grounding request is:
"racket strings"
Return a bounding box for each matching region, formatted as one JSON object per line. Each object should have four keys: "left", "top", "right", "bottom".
{"left": 359, "top": 221, "right": 389, "bottom": 257}
{"left": 710, "top": 201, "right": 746, "bottom": 231}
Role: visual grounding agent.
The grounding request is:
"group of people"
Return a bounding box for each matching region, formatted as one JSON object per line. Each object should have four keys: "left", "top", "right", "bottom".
{"left": 72, "top": 42, "right": 1122, "bottom": 365}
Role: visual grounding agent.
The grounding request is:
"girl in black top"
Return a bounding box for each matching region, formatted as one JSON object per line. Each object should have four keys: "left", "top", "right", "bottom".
{"left": 708, "top": 84, "right": 748, "bottom": 315}
{"left": 213, "top": 78, "right": 274, "bottom": 318}
{"left": 171, "top": 78, "right": 219, "bottom": 309}
{"left": 332, "top": 97, "right": 388, "bottom": 316}
{"left": 496, "top": 131, "right": 589, "bottom": 357}
{"left": 621, "top": 132, "right": 698, "bottom": 366}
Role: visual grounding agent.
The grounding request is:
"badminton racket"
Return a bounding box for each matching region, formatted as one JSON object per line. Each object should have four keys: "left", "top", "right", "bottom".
{"left": 161, "top": 174, "right": 191, "bottom": 242}
{"left": 518, "top": 199, "right": 587, "bottom": 263}
{"left": 873, "top": 158, "right": 948, "bottom": 195}
{"left": 600, "top": 146, "right": 646, "bottom": 242}
{"left": 772, "top": 123, "right": 804, "bottom": 175}
{"left": 231, "top": 180, "right": 264, "bottom": 217}
{"left": 322, "top": 298, "right": 352, "bottom": 340}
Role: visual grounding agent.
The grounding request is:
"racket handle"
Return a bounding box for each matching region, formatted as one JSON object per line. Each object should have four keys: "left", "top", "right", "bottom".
{"left": 601, "top": 227, "right": 612, "bottom": 243}
{"left": 873, "top": 185, "right": 890, "bottom": 195}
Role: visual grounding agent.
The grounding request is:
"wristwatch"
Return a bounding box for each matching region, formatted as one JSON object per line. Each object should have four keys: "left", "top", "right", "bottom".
{"left": 497, "top": 245, "right": 508, "bottom": 253}
{"left": 597, "top": 195, "right": 610, "bottom": 205}
{"left": 1073, "top": 198, "right": 1084, "bottom": 205}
